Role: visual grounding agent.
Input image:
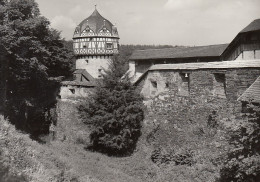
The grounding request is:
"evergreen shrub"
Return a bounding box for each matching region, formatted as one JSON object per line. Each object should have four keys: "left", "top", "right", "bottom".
{"left": 78, "top": 56, "right": 144, "bottom": 156}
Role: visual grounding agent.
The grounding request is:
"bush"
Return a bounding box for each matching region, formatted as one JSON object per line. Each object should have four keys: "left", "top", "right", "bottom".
{"left": 78, "top": 56, "right": 144, "bottom": 156}
{"left": 219, "top": 103, "right": 260, "bottom": 182}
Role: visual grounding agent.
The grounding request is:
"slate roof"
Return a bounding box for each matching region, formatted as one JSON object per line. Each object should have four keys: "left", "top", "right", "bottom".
{"left": 73, "top": 69, "right": 95, "bottom": 82}
{"left": 238, "top": 76, "right": 260, "bottom": 103}
{"left": 73, "top": 9, "right": 117, "bottom": 38}
{"left": 240, "top": 19, "right": 260, "bottom": 33}
{"left": 62, "top": 69, "right": 96, "bottom": 87}
{"left": 130, "top": 44, "right": 228, "bottom": 60}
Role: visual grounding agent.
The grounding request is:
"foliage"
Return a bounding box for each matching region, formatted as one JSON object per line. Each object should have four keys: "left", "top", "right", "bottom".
{"left": 0, "top": 159, "right": 27, "bottom": 182}
{"left": 0, "top": 0, "right": 74, "bottom": 135}
{"left": 219, "top": 103, "right": 260, "bottom": 182}
{"left": 78, "top": 56, "right": 144, "bottom": 155}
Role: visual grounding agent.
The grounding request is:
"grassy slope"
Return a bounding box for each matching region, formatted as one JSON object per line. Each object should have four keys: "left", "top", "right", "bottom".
{"left": 0, "top": 115, "right": 157, "bottom": 182}
{"left": 0, "top": 97, "right": 232, "bottom": 182}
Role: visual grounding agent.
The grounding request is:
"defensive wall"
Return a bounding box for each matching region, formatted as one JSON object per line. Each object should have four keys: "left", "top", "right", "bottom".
{"left": 135, "top": 60, "right": 260, "bottom": 128}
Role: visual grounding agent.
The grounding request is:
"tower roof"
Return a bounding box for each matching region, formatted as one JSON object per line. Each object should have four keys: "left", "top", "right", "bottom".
{"left": 73, "top": 8, "right": 118, "bottom": 38}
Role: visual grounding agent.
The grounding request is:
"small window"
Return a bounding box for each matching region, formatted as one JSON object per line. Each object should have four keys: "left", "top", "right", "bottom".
{"left": 85, "top": 60, "right": 88, "bottom": 64}
{"left": 213, "top": 73, "right": 226, "bottom": 98}
{"left": 179, "top": 73, "right": 190, "bottom": 96}
{"left": 83, "top": 45, "right": 87, "bottom": 48}
{"left": 98, "top": 69, "right": 102, "bottom": 78}
{"left": 151, "top": 81, "right": 157, "bottom": 88}
{"left": 106, "top": 43, "right": 113, "bottom": 49}
{"left": 69, "top": 89, "right": 75, "bottom": 94}
{"left": 165, "top": 82, "right": 169, "bottom": 88}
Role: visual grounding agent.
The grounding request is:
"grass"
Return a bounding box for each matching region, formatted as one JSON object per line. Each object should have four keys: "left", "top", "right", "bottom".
{"left": 0, "top": 96, "right": 234, "bottom": 182}
{"left": 0, "top": 114, "right": 155, "bottom": 182}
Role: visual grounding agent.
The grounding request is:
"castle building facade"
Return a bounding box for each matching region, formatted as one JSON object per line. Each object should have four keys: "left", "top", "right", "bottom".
{"left": 128, "top": 19, "right": 260, "bottom": 83}
{"left": 131, "top": 19, "right": 260, "bottom": 102}
{"left": 60, "top": 8, "right": 119, "bottom": 99}
{"left": 73, "top": 8, "right": 119, "bottom": 78}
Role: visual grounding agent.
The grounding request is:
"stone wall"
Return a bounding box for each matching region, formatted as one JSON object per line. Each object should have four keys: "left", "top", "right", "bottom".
{"left": 76, "top": 57, "right": 111, "bottom": 78}
{"left": 139, "top": 68, "right": 260, "bottom": 131}
{"left": 139, "top": 68, "right": 260, "bottom": 103}
{"left": 56, "top": 100, "right": 90, "bottom": 144}
{"left": 59, "top": 85, "right": 94, "bottom": 100}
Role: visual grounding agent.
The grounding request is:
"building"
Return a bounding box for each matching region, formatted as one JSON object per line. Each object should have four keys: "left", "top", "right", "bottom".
{"left": 128, "top": 44, "right": 228, "bottom": 80}
{"left": 135, "top": 60, "right": 260, "bottom": 101}
{"left": 128, "top": 19, "right": 260, "bottom": 104}
{"left": 128, "top": 19, "right": 260, "bottom": 83}
{"left": 60, "top": 7, "right": 119, "bottom": 99}
{"left": 222, "top": 19, "right": 260, "bottom": 61}
{"left": 73, "top": 7, "right": 119, "bottom": 78}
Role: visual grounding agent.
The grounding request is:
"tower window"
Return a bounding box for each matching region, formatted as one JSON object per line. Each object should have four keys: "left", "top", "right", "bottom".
{"left": 106, "top": 43, "right": 113, "bottom": 49}
{"left": 85, "top": 60, "right": 88, "bottom": 64}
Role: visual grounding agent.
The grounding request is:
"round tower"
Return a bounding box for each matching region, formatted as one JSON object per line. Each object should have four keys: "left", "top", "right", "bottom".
{"left": 73, "top": 8, "right": 119, "bottom": 78}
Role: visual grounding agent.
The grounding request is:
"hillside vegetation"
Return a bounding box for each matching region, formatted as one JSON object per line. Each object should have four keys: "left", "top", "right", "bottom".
{"left": 1, "top": 98, "right": 260, "bottom": 182}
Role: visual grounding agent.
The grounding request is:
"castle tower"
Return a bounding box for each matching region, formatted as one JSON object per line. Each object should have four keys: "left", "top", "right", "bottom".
{"left": 73, "top": 7, "right": 119, "bottom": 78}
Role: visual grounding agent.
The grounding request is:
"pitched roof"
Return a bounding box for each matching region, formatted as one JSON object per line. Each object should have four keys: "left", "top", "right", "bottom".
{"left": 238, "top": 76, "right": 260, "bottom": 103}
{"left": 240, "top": 19, "right": 260, "bottom": 33}
{"left": 73, "top": 69, "right": 95, "bottom": 82}
{"left": 62, "top": 69, "right": 96, "bottom": 87}
{"left": 73, "top": 9, "right": 117, "bottom": 38}
{"left": 130, "top": 44, "right": 228, "bottom": 60}
{"left": 222, "top": 19, "right": 260, "bottom": 60}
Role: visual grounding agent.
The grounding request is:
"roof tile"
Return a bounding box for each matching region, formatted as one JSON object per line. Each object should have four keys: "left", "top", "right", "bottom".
{"left": 238, "top": 76, "right": 260, "bottom": 103}
{"left": 130, "top": 44, "right": 228, "bottom": 60}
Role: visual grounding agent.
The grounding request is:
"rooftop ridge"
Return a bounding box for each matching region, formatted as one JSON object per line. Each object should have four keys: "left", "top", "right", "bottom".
{"left": 133, "top": 43, "right": 229, "bottom": 52}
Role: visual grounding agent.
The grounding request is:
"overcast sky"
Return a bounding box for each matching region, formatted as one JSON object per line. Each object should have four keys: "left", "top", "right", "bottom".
{"left": 36, "top": 0, "right": 260, "bottom": 46}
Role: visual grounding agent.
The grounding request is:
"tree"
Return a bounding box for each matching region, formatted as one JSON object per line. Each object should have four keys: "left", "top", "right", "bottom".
{"left": 78, "top": 56, "right": 144, "bottom": 156}
{"left": 0, "top": 0, "right": 74, "bottom": 135}
{"left": 219, "top": 103, "right": 260, "bottom": 182}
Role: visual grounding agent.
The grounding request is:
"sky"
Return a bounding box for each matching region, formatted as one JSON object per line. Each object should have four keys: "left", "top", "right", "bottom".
{"left": 35, "top": 0, "right": 260, "bottom": 46}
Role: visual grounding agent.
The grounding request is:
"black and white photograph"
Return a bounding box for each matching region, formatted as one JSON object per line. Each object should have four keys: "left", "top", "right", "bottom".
{"left": 0, "top": 0, "right": 260, "bottom": 181}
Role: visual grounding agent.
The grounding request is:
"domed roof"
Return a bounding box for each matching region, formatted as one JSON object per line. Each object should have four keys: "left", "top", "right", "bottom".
{"left": 73, "top": 9, "right": 118, "bottom": 38}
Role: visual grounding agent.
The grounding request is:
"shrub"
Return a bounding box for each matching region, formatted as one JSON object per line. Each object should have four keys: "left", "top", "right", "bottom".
{"left": 78, "top": 56, "right": 144, "bottom": 156}
{"left": 219, "top": 103, "right": 260, "bottom": 182}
